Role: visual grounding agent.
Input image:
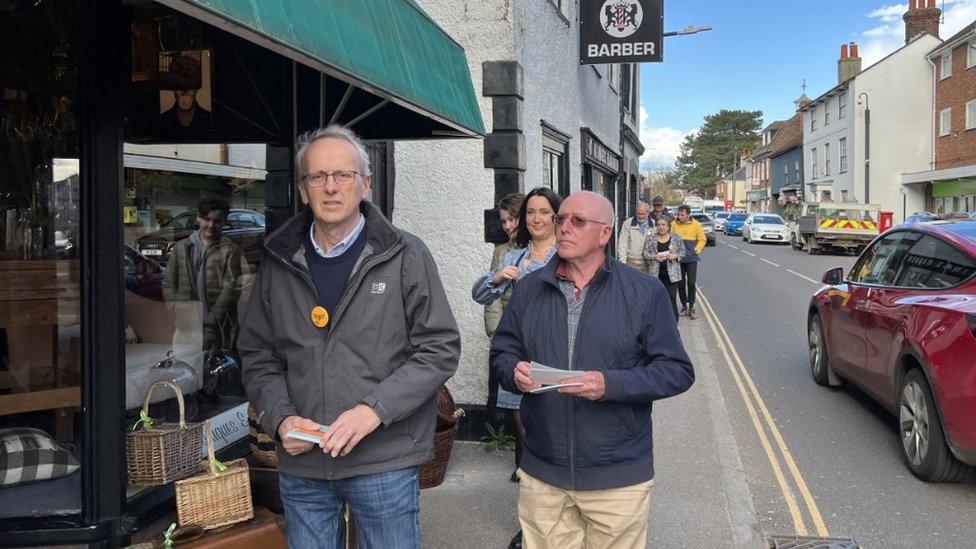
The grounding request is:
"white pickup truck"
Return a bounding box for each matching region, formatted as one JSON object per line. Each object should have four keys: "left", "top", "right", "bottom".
{"left": 791, "top": 202, "right": 881, "bottom": 255}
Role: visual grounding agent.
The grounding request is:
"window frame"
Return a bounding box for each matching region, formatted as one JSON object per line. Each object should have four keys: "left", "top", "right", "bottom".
{"left": 810, "top": 107, "right": 818, "bottom": 131}
{"left": 967, "top": 99, "right": 976, "bottom": 130}
{"left": 811, "top": 147, "right": 819, "bottom": 179}
{"left": 839, "top": 137, "right": 848, "bottom": 173}
{"left": 940, "top": 107, "right": 952, "bottom": 136}
{"left": 824, "top": 142, "right": 831, "bottom": 176}
{"left": 941, "top": 51, "right": 953, "bottom": 80}
{"left": 838, "top": 92, "right": 847, "bottom": 118}
{"left": 824, "top": 99, "right": 830, "bottom": 126}
{"left": 541, "top": 122, "right": 571, "bottom": 197}
{"left": 969, "top": 40, "right": 976, "bottom": 69}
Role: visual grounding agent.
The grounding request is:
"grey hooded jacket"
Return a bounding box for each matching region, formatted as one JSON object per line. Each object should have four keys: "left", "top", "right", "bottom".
{"left": 240, "top": 202, "right": 460, "bottom": 480}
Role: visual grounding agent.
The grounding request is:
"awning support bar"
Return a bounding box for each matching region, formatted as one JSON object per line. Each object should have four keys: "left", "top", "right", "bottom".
{"left": 329, "top": 83, "right": 355, "bottom": 126}
{"left": 347, "top": 100, "right": 389, "bottom": 128}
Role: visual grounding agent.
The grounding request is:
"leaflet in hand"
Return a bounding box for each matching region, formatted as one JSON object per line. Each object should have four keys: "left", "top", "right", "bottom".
{"left": 530, "top": 361, "right": 581, "bottom": 387}
{"left": 286, "top": 424, "right": 330, "bottom": 444}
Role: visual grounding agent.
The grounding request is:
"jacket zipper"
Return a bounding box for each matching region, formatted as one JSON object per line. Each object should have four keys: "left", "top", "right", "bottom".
{"left": 566, "top": 282, "right": 600, "bottom": 490}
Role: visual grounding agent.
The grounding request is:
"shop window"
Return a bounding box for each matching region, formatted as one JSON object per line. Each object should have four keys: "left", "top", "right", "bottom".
{"left": 123, "top": 149, "right": 265, "bottom": 500}
{"left": 0, "top": 0, "right": 84, "bottom": 518}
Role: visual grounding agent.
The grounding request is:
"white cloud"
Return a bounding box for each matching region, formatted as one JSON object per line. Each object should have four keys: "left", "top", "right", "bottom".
{"left": 860, "top": 0, "right": 976, "bottom": 67}
{"left": 638, "top": 105, "right": 697, "bottom": 172}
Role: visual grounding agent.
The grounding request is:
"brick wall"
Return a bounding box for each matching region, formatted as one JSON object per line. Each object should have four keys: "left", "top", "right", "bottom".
{"left": 935, "top": 38, "right": 976, "bottom": 169}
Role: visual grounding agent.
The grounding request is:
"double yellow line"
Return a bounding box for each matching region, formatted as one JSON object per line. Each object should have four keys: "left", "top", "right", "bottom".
{"left": 697, "top": 291, "right": 829, "bottom": 537}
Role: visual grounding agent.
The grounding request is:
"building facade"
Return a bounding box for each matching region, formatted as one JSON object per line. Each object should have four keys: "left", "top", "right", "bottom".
{"left": 904, "top": 20, "right": 976, "bottom": 216}
{"left": 802, "top": 47, "right": 856, "bottom": 204}
{"left": 768, "top": 113, "right": 804, "bottom": 217}
{"left": 395, "top": 0, "right": 639, "bottom": 409}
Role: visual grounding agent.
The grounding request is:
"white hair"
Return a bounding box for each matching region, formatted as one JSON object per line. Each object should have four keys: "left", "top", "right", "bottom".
{"left": 295, "top": 124, "right": 372, "bottom": 182}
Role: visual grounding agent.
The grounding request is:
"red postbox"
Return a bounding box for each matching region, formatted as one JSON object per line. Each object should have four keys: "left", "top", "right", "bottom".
{"left": 880, "top": 211, "right": 894, "bottom": 233}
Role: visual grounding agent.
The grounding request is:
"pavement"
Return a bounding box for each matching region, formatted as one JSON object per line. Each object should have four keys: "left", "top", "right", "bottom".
{"left": 419, "top": 319, "right": 765, "bottom": 549}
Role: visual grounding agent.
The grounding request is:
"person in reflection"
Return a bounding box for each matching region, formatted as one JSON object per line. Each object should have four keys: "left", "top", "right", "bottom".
{"left": 240, "top": 125, "right": 459, "bottom": 549}
{"left": 491, "top": 191, "right": 695, "bottom": 549}
{"left": 162, "top": 196, "right": 242, "bottom": 352}
{"left": 160, "top": 88, "right": 213, "bottom": 131}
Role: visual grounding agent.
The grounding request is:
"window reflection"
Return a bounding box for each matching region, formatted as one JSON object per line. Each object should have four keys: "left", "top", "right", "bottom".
{"left": 121, "top": 148, "right": 265, "bottom": 498}
{"left": 0, "top": 0, "right": 82, "bottom": 518}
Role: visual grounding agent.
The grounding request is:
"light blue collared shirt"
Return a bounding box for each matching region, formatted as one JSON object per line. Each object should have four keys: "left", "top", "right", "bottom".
{"left": 309, "top": 214, "right": 366, "bottom": 258}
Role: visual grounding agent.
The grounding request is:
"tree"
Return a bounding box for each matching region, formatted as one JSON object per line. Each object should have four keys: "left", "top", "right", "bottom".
{"left": 642, "top": 167, "right": 682, "bottom": 205}
{"left": 676, "top": 109, "right": 762, "bottom": 195}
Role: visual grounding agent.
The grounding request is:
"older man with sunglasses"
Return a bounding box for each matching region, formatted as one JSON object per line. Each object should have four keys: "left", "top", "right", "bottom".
{"left": 491, "top": 191, "right": 695, "bottom": 549}
{"left": 240, "top": 125, "right": 459, "bottom": 548}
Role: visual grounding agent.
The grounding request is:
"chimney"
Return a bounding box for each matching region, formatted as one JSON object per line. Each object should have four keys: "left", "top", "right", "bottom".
{"left": 904, "top": 0, "right": 941, "bottom": 43}
{"left": 838, "top": 42, "right": 863, "bottom": 84}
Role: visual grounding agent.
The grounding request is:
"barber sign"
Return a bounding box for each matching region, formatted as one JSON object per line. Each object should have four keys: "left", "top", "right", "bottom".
{"left": 580, "top": 0, "right": 663, "bottom": 64}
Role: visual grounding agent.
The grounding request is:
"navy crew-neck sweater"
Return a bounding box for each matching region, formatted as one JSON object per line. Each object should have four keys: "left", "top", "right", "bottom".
{"left": 304, "top": 227, "right": 368, "bottom": 317}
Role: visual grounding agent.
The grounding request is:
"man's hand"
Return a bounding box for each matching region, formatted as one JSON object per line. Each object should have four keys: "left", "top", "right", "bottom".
{"left": 320, "top": 404, "right": 382, "bottom": 458}
{"left": 277, "top": 415, "right": 323, "bottom": 456}
{"left": 558, "top": 371, "right": 606, "bottom": 401}
{"left": 514, "top": 361, "right": 541, "bottom": 393}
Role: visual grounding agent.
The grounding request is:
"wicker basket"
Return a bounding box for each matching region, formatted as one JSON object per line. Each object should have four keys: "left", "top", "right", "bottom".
{"left": 126, "top": 380, "right": 204, "bottom": 486}
{"left": 175, "top": 420, "right": 254, "bottom": 530}
{"left": 420, "top": 386, "right": 464, "bottom": 489}
{"left": 247, "top": 405, "right": 278, "bottom": 468}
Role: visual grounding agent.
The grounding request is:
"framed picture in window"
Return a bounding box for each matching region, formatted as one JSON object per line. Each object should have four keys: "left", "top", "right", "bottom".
{"left": 158, "top": 48, "right": 214, "bottom": 132}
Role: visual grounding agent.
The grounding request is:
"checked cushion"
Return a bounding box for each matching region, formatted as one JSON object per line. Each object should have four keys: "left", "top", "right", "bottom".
{"left": 0, "top": 428, "right": 80, "bottom": 487}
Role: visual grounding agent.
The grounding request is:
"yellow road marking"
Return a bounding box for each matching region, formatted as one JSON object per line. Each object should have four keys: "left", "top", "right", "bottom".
{"left": 697, "top": 294, "right": 808, "bottom": 535}
{"left": 698, "top": 291, "right": 830, "bottom": 537}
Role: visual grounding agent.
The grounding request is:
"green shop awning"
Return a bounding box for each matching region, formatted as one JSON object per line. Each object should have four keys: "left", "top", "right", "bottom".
{"left": 932, "top": 178, "right": 976, "bottom": 198}
{"left": 162, "top": 0, "right": 485, "bottom": 137}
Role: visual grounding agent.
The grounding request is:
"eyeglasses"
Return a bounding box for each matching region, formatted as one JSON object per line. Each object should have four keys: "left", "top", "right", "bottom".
{"left": 301, "top": 170, "right": 361, "bottom": 187}
{"left": 555, "top": 213, "right": 609, "bottom": 229}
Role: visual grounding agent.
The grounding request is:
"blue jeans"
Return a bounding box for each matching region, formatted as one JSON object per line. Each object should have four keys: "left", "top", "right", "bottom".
{"left": 278, "top": 467, "right": 420, "bottom": 549}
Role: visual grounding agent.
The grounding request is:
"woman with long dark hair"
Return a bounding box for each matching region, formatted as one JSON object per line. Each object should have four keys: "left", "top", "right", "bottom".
{"left": 472, "top": 187, "right": 561, "bottom": 477}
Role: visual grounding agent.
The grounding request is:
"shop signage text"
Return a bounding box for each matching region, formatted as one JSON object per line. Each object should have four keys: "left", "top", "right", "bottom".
{"left": 582, "top": 129, "right": 620, "bottom": 173}
{"left": 580, "top": 0, "right": 664, "bottom": 64}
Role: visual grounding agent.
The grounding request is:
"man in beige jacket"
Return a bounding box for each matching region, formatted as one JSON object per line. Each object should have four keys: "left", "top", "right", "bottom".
{"left": 617, "top": 201, "right": 651, "bottom": 270}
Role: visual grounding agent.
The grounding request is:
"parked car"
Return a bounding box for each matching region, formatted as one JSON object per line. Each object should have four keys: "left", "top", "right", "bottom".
{"left": 724, "top": 213, "right": 749, "bottom": 236}
{"left": 691, "top": 213, "right": 716, "bottom": 247}
{"left": 124, "top": 245, "right": 165, "bottom": 301}
{"left": 136, "top": 209, "right": 266, "bottom": 266}
{"left": 743, "top": 213, "right": 791, "bottom": 244}
{"left": 807, "top": 221, "right": 976, "bottom": 482}
{"left": 712, "top": 211, "right": 732, "bottom": 231}
{"left": 901, "top": 212, "right": 943, "bottom": 226}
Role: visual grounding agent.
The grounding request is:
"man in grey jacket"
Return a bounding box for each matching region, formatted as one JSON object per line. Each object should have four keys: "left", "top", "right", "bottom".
{"left": 240, "top": 125, "right": 460, "bottom": 548}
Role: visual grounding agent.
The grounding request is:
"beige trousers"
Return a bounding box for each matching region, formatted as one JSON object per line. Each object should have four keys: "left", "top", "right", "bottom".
{"left": 517, "top": 469, "right": 654, "bottom": 549}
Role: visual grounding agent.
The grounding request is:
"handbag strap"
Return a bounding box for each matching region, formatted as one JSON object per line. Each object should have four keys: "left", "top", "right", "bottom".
{"left": 141, "top": 379, "right": 187, "bottom": 428}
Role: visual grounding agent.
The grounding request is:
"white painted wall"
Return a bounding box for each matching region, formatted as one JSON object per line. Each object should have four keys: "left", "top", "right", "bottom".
{"left": 851, "top": 35, "right": 939, "bottom": 221}
{"left": 802, "top": 85, "right": 854, "bottom": 203}
{"left": 394, "top": 0, "right": 624, "bottom": 406}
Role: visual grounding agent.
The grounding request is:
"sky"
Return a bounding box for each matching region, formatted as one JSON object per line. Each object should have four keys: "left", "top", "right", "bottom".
{"left": 638, "top": 0, "right": 976, "bottom": 172}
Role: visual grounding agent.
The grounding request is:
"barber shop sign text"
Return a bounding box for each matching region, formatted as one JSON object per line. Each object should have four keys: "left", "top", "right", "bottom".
{"left": 580, "top": 0, "right": 663, "bottom": 64}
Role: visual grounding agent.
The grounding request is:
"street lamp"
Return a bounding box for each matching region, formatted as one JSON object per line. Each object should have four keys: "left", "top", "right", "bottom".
{"left": 857, "top": 92, "right": 870, "bottom": 204}
{"left": 663, "top": 24, "right": 712, "bottom": 37}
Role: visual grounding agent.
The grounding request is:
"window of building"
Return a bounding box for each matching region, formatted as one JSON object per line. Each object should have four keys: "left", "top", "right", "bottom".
{"left": 941, "top": 51, "right": 953, "bottom": 79}
{"left": 838, "top": 92, "right": 847, "bottom": 118}
{"left": 811, "top": 147, "right": 819, "bottom": 179}
{"left": 941, "top": 107, "right": 952, "bottom": 136}
{"left": 839, "top": 138, "right": 848, "bottom": 173}
{"left": 824, "top": 99, "right": 830, "bottom": 126}
{"left": 967, "top": 99, "right": 976, "bottom": 130}
{"left": 824, "top": 143, "right": 831, "bottom": 176}
{"left": 607, "top": 64, "right": 616, "bottom": 91}
{"left": 969, "top": 41, "right": 976, "bottom": 68}
{"left": 810, "top": 107, "right": 818, "bottom": 131}
{"left": 542, "top": 123, "right": 570, "bottom": 197}
{"left": 0, "top": 0, "right": 84, "bottom": 519}
{"left": 784, "top": 162, "right": 789, "bottom": 177}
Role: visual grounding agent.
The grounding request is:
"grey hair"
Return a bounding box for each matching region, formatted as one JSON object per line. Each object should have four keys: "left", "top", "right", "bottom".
{"left": 635, "top": 201, "right": 650, "bottom": 212}
{"left": 295, "top": 124, "right": 372, "bottom": 182}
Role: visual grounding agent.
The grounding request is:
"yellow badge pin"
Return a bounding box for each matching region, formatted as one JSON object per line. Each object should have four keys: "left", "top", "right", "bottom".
{"left": 311, "top": 306, "right": 329, "bottom": 328}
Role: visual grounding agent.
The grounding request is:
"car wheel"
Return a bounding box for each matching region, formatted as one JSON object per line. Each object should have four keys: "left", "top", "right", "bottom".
{"left": 808, "top": 314, "right": 840, "bottom": 387}
{"left": 899, "top": 369, "right": 976, "bottom": 482}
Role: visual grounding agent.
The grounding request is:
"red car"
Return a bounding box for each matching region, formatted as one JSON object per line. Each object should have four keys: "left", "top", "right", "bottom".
{"left": 808, "top": 221, "right": 976, "bottom": 482}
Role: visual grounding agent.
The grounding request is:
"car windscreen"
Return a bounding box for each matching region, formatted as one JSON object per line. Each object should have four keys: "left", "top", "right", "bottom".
{"left": 714, "top": 212, "right": 730, "bottom": 219}
{"left": 729, "top": 214, "right": 748, "bottom": 221}
{"left": 163, "top": 212, "right": 198, "bottom": 230}
{"left": 754, "top": 216, "right": 784, "bottom": 225}
{"left": 692, "top": 215, "right": 711, "bottom": 223}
